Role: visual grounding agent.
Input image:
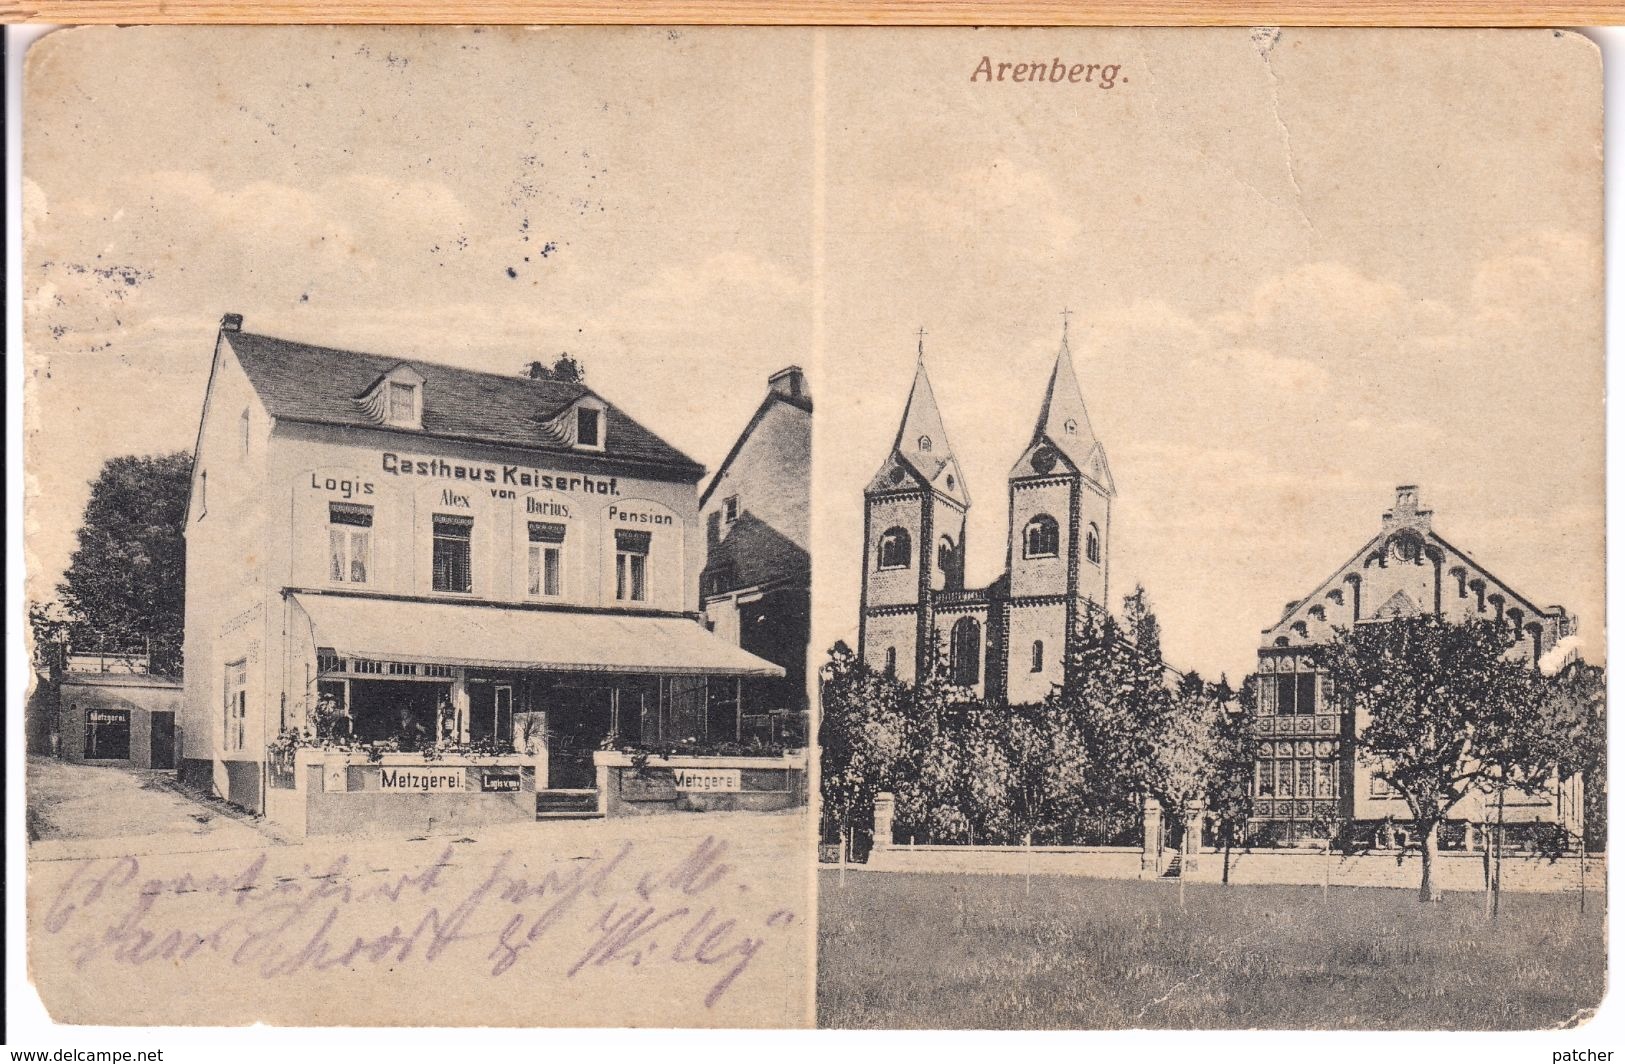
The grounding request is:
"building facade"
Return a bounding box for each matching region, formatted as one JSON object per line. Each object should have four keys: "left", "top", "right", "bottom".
{"left": 181, "top": 314, "right": 787, "bottom": 832}
{"left": 858, "top": 331, "right": 1115, "bottom": 705}
{"left": 57, "top": 670, "right": 182, "bottom": 769}
{"left": 699, "top": 366, "right": 812, "bottom": 745}
{"left": 1254, "top": 485, "right": 1582, "bottom": 841}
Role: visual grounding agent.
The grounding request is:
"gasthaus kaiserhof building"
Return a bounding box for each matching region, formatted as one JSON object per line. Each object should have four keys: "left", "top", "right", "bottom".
{"left": 182, "top": 314, "right": 800, "bottom": 836}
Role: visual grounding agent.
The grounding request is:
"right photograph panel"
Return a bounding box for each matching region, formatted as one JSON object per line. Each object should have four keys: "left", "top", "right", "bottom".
{"left": 813, "top": 27, "right": 1605, "bottom": 1030}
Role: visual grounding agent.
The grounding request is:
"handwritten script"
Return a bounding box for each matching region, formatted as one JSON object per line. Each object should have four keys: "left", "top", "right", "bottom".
{"left": 40, "top": 835, "right": 796, "bottom": 1010}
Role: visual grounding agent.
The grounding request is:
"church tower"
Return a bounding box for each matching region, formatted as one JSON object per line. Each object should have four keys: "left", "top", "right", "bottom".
{"left": 859, "top": 349, "right": 970, "bottom": 685}
{"left": 1001, "top": 324, "right": 1115, "bottom": 703}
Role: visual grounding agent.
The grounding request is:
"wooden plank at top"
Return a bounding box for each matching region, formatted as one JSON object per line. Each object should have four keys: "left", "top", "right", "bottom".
{"left": 1, "top": 0, "right": 1623, "bottom": 25}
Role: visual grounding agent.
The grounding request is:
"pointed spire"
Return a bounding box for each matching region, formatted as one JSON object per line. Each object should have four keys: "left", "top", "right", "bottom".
{"left": 867, "top": 336, "right": 969, "bottom": 505}
{"left": 892, "top": 354, "right": 953, "bottom": 481}
{"left": 1029, "top": 322, "right": 1099, "bottom": 466}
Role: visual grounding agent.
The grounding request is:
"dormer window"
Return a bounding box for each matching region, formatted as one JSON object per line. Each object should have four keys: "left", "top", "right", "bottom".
{"left": 918, "top": 435, "right": 932, "bottom": 452}
{"left": 577, "top": 407, "right": 601, "bottom": 448}
{"left": 558, "top": 396, "right": 607, "bottom": 452}
{"left": 357, "top": 364, "right": 427, "bottom": 430}
{"left": 388, "top": 382, "right": 417, "bottom": 424}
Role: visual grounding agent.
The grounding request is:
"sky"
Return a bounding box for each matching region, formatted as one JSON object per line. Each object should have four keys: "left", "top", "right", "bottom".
{"left": 24, "top": 26, "right": 1604, "bottom": 684}
{"left": 24, "top": 25, "right": 816, "bottom": 610}
{"left": 810, "top": 28, "right": 1604, "bottom": 682}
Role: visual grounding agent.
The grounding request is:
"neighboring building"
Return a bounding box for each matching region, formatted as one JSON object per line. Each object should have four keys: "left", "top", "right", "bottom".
{"left": 58, "top": 670, "right": 182, "bottom": 769}
{"left": 858, "top": 329, "right": 1115, "bottom": 705}
{"left": 182, "top": 314, "right": 788, "bottom": 833}
{"left": 699, "top": 366, "right": 812, "bottom": 745}
{"left": 1254, "top": 485, "right": 1582, "bottom": 842}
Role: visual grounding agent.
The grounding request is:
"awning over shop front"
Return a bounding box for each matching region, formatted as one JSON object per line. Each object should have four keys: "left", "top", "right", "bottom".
{"left": 293, "top": 593, "right": 785, "bottom": 678}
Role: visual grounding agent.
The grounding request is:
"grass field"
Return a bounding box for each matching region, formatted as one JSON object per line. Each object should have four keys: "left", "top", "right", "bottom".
{"left": 817, "top": 868, "right": 1605, "bottom": 1030}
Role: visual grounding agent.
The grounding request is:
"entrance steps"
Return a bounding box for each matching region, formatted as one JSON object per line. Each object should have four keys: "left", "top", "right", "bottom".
{"left": 1161, "top": 852, "right": 1183, "bottom": 878}
{"left": 536, "top": 788, "right": 602, "bottom": 820}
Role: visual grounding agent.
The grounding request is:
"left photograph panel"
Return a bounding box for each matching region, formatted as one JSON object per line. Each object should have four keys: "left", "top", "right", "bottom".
{"left": 21, "top": 25, "right": 813, "bottom": 1027}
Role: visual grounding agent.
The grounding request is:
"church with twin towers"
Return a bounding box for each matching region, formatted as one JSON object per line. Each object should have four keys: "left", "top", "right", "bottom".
{"left": 858, "top": 324, "right": 1115, "bottom": 705}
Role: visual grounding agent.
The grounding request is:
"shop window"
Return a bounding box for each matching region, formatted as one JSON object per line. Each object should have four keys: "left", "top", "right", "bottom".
{"left": 223, "top": 659, "right": 247, "bottom": 753}
{"left": 1023, "top": 514, "right": 1059, "bottom": 559}
{"left": 328, "top": 503, "right": 373, "bottom": 584}
{"left": 432, "top": 514, "right": 474, "bottom": 593}
{"left": 615, "top": 529, "right": 651, "bottom": 602}
{"left": 528, "top": 521, "right": 566, "bottom": 597}
{"left": 85, "top": 707, "right": 130, "bottom": 760}
{"left": 1086, "top": 523, "right": 1101, "bottom": 565}
{"left": 576, "top": 407, "right": 601, "bottom": 449}
{"left": 878, "top": 527, "right": 911, "bottom": 570}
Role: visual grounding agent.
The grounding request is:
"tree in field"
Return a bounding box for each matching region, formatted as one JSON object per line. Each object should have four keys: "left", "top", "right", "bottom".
{"left": 37, "top": 452, "right": 192, "bottom": 677}
{"left": 1045, "top": 591, "right": 1172, "bottom": 844}
{"left": 818, "top": 641, "right": 912, "bottom": 855}
{"left": 1148, "top": 674, "right": 1217, "bottom": 825}
{"left": 1206, "top": 674, "right": 1259, "bottom": 883}
{"left": 1323, "top": 616, "right": 1555, "bottom": 903}
{"left": 1538, "top": 661, "right": 1606, "bottom": 852}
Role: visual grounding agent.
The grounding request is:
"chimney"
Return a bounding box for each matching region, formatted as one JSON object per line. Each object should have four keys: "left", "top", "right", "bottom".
{"left": 220, "top": 312, "right": 244, "bottom": 333}
{"left": 768, "top": 365, "right": 807, "bottom": 402}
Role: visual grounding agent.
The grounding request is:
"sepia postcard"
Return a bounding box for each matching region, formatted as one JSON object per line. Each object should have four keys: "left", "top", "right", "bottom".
{"left": 14, "top": 22, "right": 1608, "bottom": 1040}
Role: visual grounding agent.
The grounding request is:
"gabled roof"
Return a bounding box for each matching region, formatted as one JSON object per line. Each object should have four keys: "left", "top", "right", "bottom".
{"left": 1261, "top": 488, "right": 1566, "bottom": 646}
{"left": 699, "top": 387, "right": 813, "bottom": 509}
{"left": 223, "top": 329, "right": 704, "bottom": 478}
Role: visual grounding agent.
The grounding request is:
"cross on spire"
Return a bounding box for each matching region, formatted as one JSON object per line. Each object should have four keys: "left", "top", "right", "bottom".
{"left": 915, "top": 325, "right": 928, "bottom": 359}
{"left": 1060, "top": 307, "right": 1074, "bottom": 340}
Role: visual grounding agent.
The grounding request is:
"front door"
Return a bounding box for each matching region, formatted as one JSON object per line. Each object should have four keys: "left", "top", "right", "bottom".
{"left": 546, "top": 685, "right": 614, "bottom": 789}
{"left": 150, "top": 712, "right": 176, "bottom": 769}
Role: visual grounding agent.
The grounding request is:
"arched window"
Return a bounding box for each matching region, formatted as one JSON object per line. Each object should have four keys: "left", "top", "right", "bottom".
{"left": 1031, "top": 640, "right": 1045, "bottom": 673}
{"left": 878, "top": 527, "right": 911, "bottom": 570}
{"left": 937, "top": 535, "right": 955, "bottom": 574}
{"left": 883, "top": 646, "right": 897, "bottom": 677}
{"left": 949, "top": 617, "right": 982, "bottom": 687}
{"left": 1023, "top": 514, "right": 1059, "bottom": 559}
{"left": 917, "top": 435, "right": 932, "bottom": 452}
{"left": 1086, "top": 523, "right": 1102, "bottom": 565}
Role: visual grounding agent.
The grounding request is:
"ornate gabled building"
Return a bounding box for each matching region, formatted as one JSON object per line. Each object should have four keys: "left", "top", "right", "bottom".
{"left": 858, "top": 329, "right": 1115, "bottom": 705}
{"left": 1254, "top": 485, "right": 1582, "bottom": 839}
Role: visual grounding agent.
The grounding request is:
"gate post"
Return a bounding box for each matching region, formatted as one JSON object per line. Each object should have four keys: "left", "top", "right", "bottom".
{"left": 1142, "top": 796, "right": 1163, "bottom": 877}
{"left": 874, "top": 792, "right": 896, "bottom": 853}
{"left": 1183, "top": 801, "right": 1206, "bottom": 875}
